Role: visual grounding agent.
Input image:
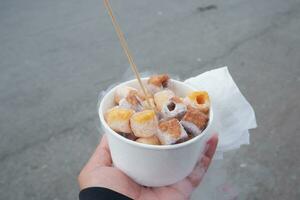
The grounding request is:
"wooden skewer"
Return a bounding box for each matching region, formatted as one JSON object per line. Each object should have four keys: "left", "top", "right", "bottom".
{"left": 103, "top": 0, "right": 153, "bottom": 110}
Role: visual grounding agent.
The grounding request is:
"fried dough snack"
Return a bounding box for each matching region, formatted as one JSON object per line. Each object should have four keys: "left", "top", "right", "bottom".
{"left": 105, "top": 74, "right": 210, "bottom": 145}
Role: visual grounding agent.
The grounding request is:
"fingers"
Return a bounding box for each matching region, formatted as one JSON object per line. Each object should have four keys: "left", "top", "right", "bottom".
{"left": 84, "top": 134, "right": 112, "bottom": 170}
{"left": 186, "top": 157, "right": 207, "bottom": 187}
{"left": 170, "top": 180, "right": 194, "bottom": 198}
{"left": 97, "top": 134, "right": 113, "bottom": 166}
{"left": 205, "top": 133, "right": 218, "bottom": 159}
{"left": 176, "top": 133, "right": 219, "bottom": 189}
{"left": 169, "top": 157, "right": 206, "bottom": 197}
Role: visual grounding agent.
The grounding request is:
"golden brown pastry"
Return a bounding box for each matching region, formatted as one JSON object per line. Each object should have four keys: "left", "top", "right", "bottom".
{"left": 147, "top": 74, "right": 170, "bottom": 94}
{"left": 180, "top": 107, "right": 209, "bottom": 135}
{"left": 141, "top": 98, "right": 156, "bottom": 110}
{"left": 107, "top": 74, "right": 211, "bottom": 145}
{"left": 114, "top": 86, "right": 144, "bottom": 104}
{"left": 161, "top": 96, "right": 187, "bottom": 120}
{"left": 130, "top": 110, "right": 158, "bottom": 137}
{"left": 153, "top": 89, "right": 175, "bottom": 111}
{"left": 119, "top": 132, "right": 138, "bottom": 141}
{"left": 105, "top": 107, "right": 135, "bottom": 134}
{"left": 136, "top": 135, "right": 161, "bottom": 145}
{"left": 183, "top": 91, "right": 210, "bottom": 114}
{"left": 157, "top": 118, "right": 188, "bottom": 145}
{"left": 118, "top": 90, "right": 144, "bottom": 111}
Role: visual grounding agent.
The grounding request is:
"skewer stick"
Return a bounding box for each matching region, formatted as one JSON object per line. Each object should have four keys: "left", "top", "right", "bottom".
{"left": 103, "top": 0, "right": 153, "bottom": 110}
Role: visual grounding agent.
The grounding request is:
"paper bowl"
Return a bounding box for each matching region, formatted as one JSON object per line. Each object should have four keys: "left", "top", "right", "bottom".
{"left": 99, "top": 78, "right": 213, "bottom": 187}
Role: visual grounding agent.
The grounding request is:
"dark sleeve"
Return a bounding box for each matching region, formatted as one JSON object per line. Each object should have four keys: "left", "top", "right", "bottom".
{"left": 79, "top": 187, "right": 133, "bottom": 200}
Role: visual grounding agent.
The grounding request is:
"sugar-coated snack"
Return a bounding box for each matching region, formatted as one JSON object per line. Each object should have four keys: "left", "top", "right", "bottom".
{"left": 147, "top": 74, "right": 170, "bottom": 94}
{"left": 141, "top": 98, "right": 156, "bottom": 110}
{"left": 180, "top": 107, "right": 209, "bottom": 135}
{"left": 183, "top": 91, "right": 210, "bottom": 114}
{"left": 153, "top": 89, "right": 175, "bottom": 111}
{"left": 119, "top": 90, "right": 144, "bottom": 111}
{"left": 105, "top": 74, "right": 210, "bottom": 145}
{"left": 136, "top": 135, "right": 161, "bottom": 145}
{"left": 175, "top": 134, "right": 195, "bottom": 144}
{"left": 119, "top": 132, "right": 138, "bottom": 141}
{"left": 157, "top": 118, "right": 188, "bottom": 145}
{"left": 114, "top": 86, "right": 144, "bottom": 104}
{"left": 161, "top": 96, "right": 187, "bottom": 120}
{"left": 105, "top": 107, "right": 135, "bottom": 134}
{"left": 130, "top": 110, "right": 158, "bottom": 137}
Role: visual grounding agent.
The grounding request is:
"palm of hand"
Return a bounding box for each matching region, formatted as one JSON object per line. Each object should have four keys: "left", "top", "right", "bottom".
{"left": 78, "top": 134, "right": 218, "bottom": 200}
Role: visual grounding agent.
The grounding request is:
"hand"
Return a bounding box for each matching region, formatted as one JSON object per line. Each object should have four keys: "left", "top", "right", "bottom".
{"left": 78, "top": 134, "right": 218, "bottom": 200}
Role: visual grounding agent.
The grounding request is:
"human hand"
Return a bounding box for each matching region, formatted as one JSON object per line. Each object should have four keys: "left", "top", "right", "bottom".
{"left": 78, "top": 134, "right": 218, "bottom": 200}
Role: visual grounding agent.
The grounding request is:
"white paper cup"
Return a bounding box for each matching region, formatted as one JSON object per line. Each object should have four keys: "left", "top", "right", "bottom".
{"left": 99, "top": 78, "right": 213, "bottom": 187}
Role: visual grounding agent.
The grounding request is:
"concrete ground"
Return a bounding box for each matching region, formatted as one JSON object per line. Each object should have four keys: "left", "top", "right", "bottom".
{"left": 0, "top": 0, "right": 299, "bottom": 199}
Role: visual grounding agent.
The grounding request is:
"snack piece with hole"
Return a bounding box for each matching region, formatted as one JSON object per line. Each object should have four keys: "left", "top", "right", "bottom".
{"left": 136, "top": 135, "right": 161, "bottom": 145}
{"left": 161, "top": 96, "right": 187, "bottom": 120}
{"left": 147, "top": 74, "right": 170, "bottom": 94}
{"left": 157, "top": 118, "right": 188, "bottom": 145}
{"left": 183, "top": 91, "right": 210, "bottom": 114}
{"left": 105, "top": 107, "right": 135, "bottom": 134}
{"left": 153, "top": 89, "right": 175, "bottom": 112}
{"left": 180, "top": 107, "right": 209, "bottom": 136}
{"left": 130, "top": 110, "right": 158, "bottom": 137}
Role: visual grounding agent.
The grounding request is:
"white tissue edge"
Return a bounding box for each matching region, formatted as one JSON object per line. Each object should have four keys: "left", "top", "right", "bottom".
{"left": 184, "top": 67, "right": 257, "bottom": 159}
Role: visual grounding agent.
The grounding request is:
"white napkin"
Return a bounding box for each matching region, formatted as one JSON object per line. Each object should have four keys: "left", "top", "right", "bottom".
{"left": 184, "top": 67, "right": 257, "bottom": 158}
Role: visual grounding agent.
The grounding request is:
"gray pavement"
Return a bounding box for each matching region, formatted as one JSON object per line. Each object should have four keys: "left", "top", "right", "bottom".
{"left": 0, "top": 0, "right": 300, "bottom": 199}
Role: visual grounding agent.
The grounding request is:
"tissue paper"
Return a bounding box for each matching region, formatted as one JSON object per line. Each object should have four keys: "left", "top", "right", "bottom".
{"left": 184, "top": 67, "right": 257, "bottom": 158}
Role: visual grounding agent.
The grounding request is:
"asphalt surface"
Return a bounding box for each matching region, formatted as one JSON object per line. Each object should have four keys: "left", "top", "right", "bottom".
{"left": 0, "top": 0, "right": 299, "bottom": 199}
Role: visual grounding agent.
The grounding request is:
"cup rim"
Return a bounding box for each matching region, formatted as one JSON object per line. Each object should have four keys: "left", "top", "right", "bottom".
{"left": 99, "top": 78, "right": 213, "bottom": 150}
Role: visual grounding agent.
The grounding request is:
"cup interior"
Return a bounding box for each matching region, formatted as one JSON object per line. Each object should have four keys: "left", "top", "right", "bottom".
{"left": 99, "top": 78, "right": 213, "bottom": 150}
